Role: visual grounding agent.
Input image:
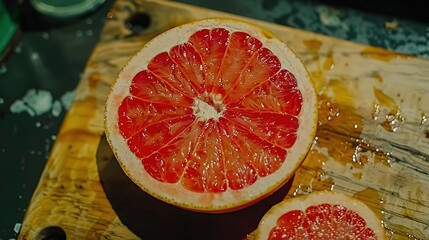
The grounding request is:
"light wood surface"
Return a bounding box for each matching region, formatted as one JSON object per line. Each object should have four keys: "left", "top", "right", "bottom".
{"left": 19, "top": 0, "right": 429, "bottom": 239}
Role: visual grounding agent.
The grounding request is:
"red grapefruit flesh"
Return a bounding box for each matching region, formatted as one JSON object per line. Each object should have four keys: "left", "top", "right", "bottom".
{"left": 256, "top": 191, "right": 387, "bottom": 239}
{"left": 105, "top": 18, "right": 317, "bottom": 212}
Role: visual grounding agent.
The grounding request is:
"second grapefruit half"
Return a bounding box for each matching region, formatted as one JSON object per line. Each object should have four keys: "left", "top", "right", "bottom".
{"left": 255, "top": 191, "right": 387, "bottom": 239}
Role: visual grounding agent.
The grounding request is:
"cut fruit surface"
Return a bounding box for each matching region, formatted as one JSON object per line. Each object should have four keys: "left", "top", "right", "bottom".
{"left": 255, "top": 191, "right": 387, "bottom": 239}
{"left": 105, "top": 18, "right": 317, "bottom": 212}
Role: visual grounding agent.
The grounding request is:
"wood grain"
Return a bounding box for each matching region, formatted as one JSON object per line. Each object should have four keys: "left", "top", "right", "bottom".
{"left": 19, "top": 0, "right": 429, "bottom": 239}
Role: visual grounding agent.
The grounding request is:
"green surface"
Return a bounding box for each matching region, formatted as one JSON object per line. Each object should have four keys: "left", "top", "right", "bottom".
{"left": 0, "top": 1, "right": 18, "bottom": 60}
{"left": 178, "top": 0, "right": 429, "bottom": 58}
{"left": 30, "top": 0, "right": 107, "bottom": 19}
{"left": 0, "top": 0, "right": 428, "bottom": 239}
{"left": 0, "top": 1, "right": 114, "bottom": 238}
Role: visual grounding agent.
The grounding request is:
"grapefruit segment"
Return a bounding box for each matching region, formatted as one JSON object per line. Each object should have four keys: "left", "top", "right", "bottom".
{"left": 182, "top": 120, "right": 226, "bottom": 193}
{"left": 214, "top": 31, "right": 263, "bottom": 96}
{"left": 224, "top": 110, "right": 298, "bottom": 149}
{"left": 219, "top": 119, "right": 287, "bottom": 177}
{"left": 127, "top": 115, "right": 195, "bottom": 159}
{"left": 105, "top": 18, "right": 317, "bottom": 212}
{"left": 225, "top": 47, "right": 281, "bottom": 104}
{"left": 130, "top": 70, "right": 194, "bottom": 106}
{"left": 229, "top": 69, "right": 302, "bottom": 116}
{"left": 217, "top": 119, "right": 259, "bottom": 190}
{"left": 148, "top": 52, "right": 199, "bottom": 98}
{"left": 267, "top": 69, "right": 304, "bottom": 116}
{"left": 118, "top": 96, "right": 193, "bottom": 139}
{"left": 169, "top": 43, "right": 205, "bottom": 94}
{"left": 255, "top": 191, "right": 386, "bottom": 240}
{"left": 188, "top": 28, "right": 229, "bottom": 92}
{"left": 143, "top": 120, "right": 204, "bottom": 183}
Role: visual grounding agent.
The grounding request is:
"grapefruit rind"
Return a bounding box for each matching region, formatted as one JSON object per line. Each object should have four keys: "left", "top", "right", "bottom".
{"left": 255, "top": 191, "right": 387, "bottom": 239}
{"left": 104, "top": 18, "right": 318, "bottom": 212}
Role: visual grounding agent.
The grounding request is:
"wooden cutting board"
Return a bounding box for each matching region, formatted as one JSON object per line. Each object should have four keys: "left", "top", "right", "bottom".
{"left": 19, "top": 0, "right": 429, "bottom": 239}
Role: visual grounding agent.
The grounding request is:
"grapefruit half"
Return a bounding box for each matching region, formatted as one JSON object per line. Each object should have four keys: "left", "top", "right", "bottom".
{"left": 105, "top": 18, "right": 317, "bottom": 212}
{"left": 255, "top": 191, "right": 387, "bottom": 239}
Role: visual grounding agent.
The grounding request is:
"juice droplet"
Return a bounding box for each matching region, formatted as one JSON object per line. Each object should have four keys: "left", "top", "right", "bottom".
{"left": 352, "top": 143, "right": 392, "bottom": 168}
{"left": 372, "top": 88, "right": 404, "bottom": 132}
{"left": 323, "top": 49, "right": 334, "bottom": 70}
{"left": 420, "top": 112, "right": 428, "bottom": 126}
{"left": 381, "top": 113, "right": 405, "bottom": 133}
{"left": 372, "top": 103, "right": 381, "bottom": 121}
{"left": 419, "top": 112, "right": 429, "bottom": 138}
{"left": 352, "top": 145, "right": 368, "bottom": 167}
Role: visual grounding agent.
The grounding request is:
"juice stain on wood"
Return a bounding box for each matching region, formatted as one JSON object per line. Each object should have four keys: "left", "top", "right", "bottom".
{"left": 353, "top": 188, "right": 392, "bottom": 239}
{"left": 353, "top": 188, "right": 384, "bottom": 221}
{"left": 291, "top": 150, "right": 334, "bottom": 196}
{"left": 303, "top": 39, "right": 322, "bottom": 53}
{"left": 303, "top": 39, "right": 328, "bottom": 94}
{"left": 373, "top": 88, "right": 404, "bottom": 133}
{"left": 89, "top": 72, "right": 102, "bottom": 91}
{"left": 360, "top": 46, "right": 410, "bottom": 62}
{"left": 287, "top": 49, "right": 392, "bottom": 203}
{"left": 373, "top": 71, "right": 383, "bottom": 83}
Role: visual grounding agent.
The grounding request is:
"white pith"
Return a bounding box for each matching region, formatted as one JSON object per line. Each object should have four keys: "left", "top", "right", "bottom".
{"left": 105, "top": 18, "right": 318, "bottom": 212}
{"left": 192, "top": 93, "right": 225, "bottom": 122}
